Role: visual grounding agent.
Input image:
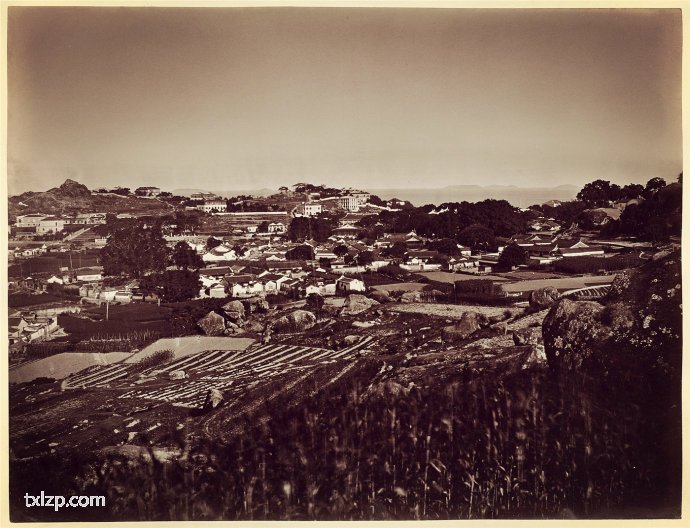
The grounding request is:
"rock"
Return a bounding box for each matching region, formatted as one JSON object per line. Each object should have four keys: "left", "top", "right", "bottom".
{"left": 169, "top": 370, "right": 187, "bottom": 380}
{"left": 242, "top": 296, "right": 270, "bottom": 314}
{"left": 197, "top": 311, "right": 229, "bottom": 336}
{"left": 243, "top": 320, "right": 266, "bottom": 333}
{"left": 513, "top": 327, "right": 542, "bottom": 346}
{"left": 521, "top": 344, "right": 547, "bottom": 368}
{"left": 352, "top": 320, "right": 375, "bottom": 328}
{"left": 400, "top": 291, "right": 422, "bottom": 303}
{"left": 529, "top": 286, "right": 560, "bottom": 310}
{"left": 369, "top": 290, "right": 392, "bottom": 303}
{"left": 201, "top": 388, "right": 224, "bottom": 411}
{"left": 270, "top": 309, "right": 317, "bottom": 333}
{"left": 342, "top": 335, "right": 360, "bottom": 346}
{"left": 441, "top": 311, "right": 486, "bottom": 342}
{"left": 339, "top": 294, "right": 380, "bottom": 316}
{"left": 222, "top": 300, "right": 245, "bottom": 322}
{"left": 491, "top": 321, "right": 509, "bottom": 335}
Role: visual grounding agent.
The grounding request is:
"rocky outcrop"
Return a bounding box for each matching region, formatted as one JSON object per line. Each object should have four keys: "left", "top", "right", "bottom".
{"left": 339, "top": 294, "right": 379, "bottom": 316}
{"left": 400, "top": 291, "right": 422, "bottom": 303}
{"left": 529, "top": 286, "right": 559, "bottom": 310}
{"left": 270, "top": 310, "right": 317, "bottom": 333}
{"left": 242, "top": 297, "right": 269, "bottom": 314}
{"left": 513, "top": 327, "right": 542, "bottom": 346}
{"left": 543, "top": 250, "right": 681, "bottom": 377}
{"left": 369, "top": 290, "right": 392, "bottom": 304}
{"left": 197, "top": 311, "right": 243, "bottom": 336}
{"left": 222, "top": 300, "right": 245, "bottom": 322}
{"left": 169, "top": 370, "right": 187, "bottom": 380}
{"left": 441, "top": 311, "right": 488, "bottom": 343}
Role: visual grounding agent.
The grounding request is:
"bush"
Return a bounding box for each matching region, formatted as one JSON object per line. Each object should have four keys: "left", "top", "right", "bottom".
{"left": 129, "top": 349, "right": 174, "bottom": 374}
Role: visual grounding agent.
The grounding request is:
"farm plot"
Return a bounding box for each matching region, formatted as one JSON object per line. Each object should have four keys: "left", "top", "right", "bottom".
{"left": 62, "top": 364, "right": 131, "bottom": 389}
{"left": 119, "top": 337, "right": 376, "bottom": 408}
{"left": 10, "top": 352, "right": 131, "bottom": 385}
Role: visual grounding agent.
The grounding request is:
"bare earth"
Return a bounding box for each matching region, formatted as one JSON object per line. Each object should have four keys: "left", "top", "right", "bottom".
{"left": 386, "top": 303, "right": 522, "bottom": 319}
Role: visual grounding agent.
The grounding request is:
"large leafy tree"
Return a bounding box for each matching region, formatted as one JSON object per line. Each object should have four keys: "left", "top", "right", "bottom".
{"left": 576, "top": 180, "right": 621, "bottom": 208}
{"left": 171, "top": 241, "right": 203, "bottom": 270}
{"left": 286, "top": 244, "right": 315, "bottom": 260}
{"left": 140, "top": 269, "right": 202, "bottom": 302}
{"left": 457, "top": 224, "right": 496, "bottom": 252}
{"left": 101, "top": 225, "right": 169, "bottom": 278}
{"left": 497, "top": 243, "right": 528, "bottom": 271}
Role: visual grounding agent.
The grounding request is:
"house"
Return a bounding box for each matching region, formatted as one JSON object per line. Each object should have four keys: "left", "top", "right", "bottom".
{"left": 9, "top": 316, "right": 29, "bottom": 344}
{"left": 199, "top": 266, "right": 234, "bottom": 278}
{"left": 331, "top": 226, "right": 360, "bottom": 239}
{"left": 75, "top": 268, "right": 103, "bottom": 282}
{"left": 246, "top": 225, "right": 258, "bottom": 234}
{"left": 268, "top": 222, "right": 287, "bottom": 234}
{"left": 301, "top": 203, "right": 322, "bottom": 217}
{"left": 374, "top": 231, "right": 424, "bottom": 249}
{"left": 196, "top": 199, "right": 227, "bottom": 213}
{"left": 338, "top": 195, "right": 361, "bottom": 212}
{"left": 406, "top": 250, "right": 441, "bottom": 264}
{"left": 16, "top": 214, "right": 48, "bottom": 229}
{"left": 203, "top": 245, "right": 237, "bottom": 262}
{"left": 36, "top": 217, "right": 66, "bottom": 234}
{"left": 557, "top": 246, "right": 605, "bottom": 258}
{"left": 45, "top": 275, "right": 64, "bottom": 285}
{"left": 335, "top": 276, "right": 366, "bottom": 293}
{"left": 304, "top": 280, "right": 337, "bottom": 297}
{"left": 224, "top": 275, "right": 264, "bottom": 298}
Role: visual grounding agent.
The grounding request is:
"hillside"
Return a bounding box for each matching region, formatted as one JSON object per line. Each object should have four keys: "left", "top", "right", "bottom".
{"left": 9, "top": 179, "right": 172, "bottom": 220}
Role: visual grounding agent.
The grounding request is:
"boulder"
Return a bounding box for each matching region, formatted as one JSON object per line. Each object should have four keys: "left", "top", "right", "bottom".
{"left": 529, "top": 286, "right": 559, "bottom": 310}
{"left": 169, "top": 370, "right": 187, "bottom": 380}
{"left": 400, "top": 291, "right": 422, "bottom": 303}
{"left": 369, "top": 290, "right": 392, "bottom": 304}
{"left": 521, "top": 344, "right": 547, "bottom": 368}
{"left": 352, "top": 320, "right": 376, "bottom": 328}
{"left": 341, "top": 335, "right": 360, "bottom": 347}
{"left": 222, "top": 300, "right": 245, "bottom": 322}
{"left": 270, "top": 309, "right": 317, "bottom": 333}
{"left": 197, "top": 311, "right": 228, "bottom": 336}
{"left": 201, "top": 388, "right": 224, "bottom": 411}
{"left": 242, "top": 296, "right": 270, "bottom": 314}
{"left": 513, "top": 327, "right": 542, "bottom": 346}
{"left": 339, "top": 294, "right": 380, "bottom": 316}
{"left": 441, "top": 311, "right": 487, "bottom": 342}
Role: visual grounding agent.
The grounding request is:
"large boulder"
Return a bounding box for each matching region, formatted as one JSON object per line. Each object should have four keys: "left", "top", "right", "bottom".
{"left": 441, "top": 311, "right": 487, "bottom": 342}
{"left": 369, "top": 289, "right": 392, "bottom": 304}
{"left": 339, "top": 294, "right": 379, "bottom": 316}
{"left": 543, "top": 250, "right": 681, "bottom": 378}
{"left": 222, "top": 300, "right": 245, "bottom": 322}
{"left": 400, "top": 291, "right": 422, "bottom": 303}
{"left": 242, "top": 296, "right": 269, "bottom": 314}
{"left": 270, "top": 309, "right": 317, "bottom": 333}
{"left": 529, "top": 286, "right": 559, "bottom": 310}
{"left": 197, "top": 311, "right": 228, "bottom": 336}
{"left": 169, "top": 370, "right": 187, "bottom": 380}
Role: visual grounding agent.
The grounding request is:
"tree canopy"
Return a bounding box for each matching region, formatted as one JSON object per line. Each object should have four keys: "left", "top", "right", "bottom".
{"left": 101, "top": 225, "right": 168, "bottom": 278}
{"left": 171, "top": 241, "right": 203, "bottom": 270}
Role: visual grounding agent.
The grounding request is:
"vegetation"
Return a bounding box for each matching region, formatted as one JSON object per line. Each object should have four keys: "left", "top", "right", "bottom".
{"left": 129, "top": 349, "right": 174, "bottom": 374}
{"left": 496, "top": 243, "right": 527, "bottom": 271}
{"left": 101, "top": 225, "right": 169, "bottom": 278}
{"left": 139, "top": 270, "right": 202, "bottom": 303}
{"left": 553, "top": 253, "right": 646, "bottom": 274}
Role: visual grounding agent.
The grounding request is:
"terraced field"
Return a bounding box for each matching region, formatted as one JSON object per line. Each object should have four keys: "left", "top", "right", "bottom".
{"left": 60, "top": 337, "right": 376, "bottom": 408}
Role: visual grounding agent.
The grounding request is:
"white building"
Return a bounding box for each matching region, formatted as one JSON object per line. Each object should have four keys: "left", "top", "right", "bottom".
{"left": 16, "top": 214, "right": 48, "bottom": 229}
{"left": 338, "top": 196, "right": 361, "bottom": 212}
{"left": 197, "top": 199, "right": 227, "bottom": 213}
{"left": 268, "top": 222, "right": 287, "bottom": 234}
{"left": 36, "top": 217, "right": 66, "bottom": 234}
{"left": 303, "top": 203, "right": 322, "bottom": 217}
{"left": 335, "top": 276, "right": 366, "bottom": 293}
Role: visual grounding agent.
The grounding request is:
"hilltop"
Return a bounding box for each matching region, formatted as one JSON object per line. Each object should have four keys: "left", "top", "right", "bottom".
{"left": 8, "top": 179, "right": 172, "bottom": 220}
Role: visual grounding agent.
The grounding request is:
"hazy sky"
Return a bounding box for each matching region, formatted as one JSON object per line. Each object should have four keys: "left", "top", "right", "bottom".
{"left": 7, "top": 7, "right": 682, "bottom": 194}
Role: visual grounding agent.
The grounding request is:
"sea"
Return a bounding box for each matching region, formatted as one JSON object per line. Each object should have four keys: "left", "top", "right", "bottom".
{"left": 366, "top": 186, "right": 579, "bottom": 209}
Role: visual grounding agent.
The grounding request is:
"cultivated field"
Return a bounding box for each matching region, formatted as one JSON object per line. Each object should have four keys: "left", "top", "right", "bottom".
{"left": 372, "top": 282, "right": 427, "bottom": 292}
{"left": 386, "top": 302, "right": 521, "bottom": 319}
{"left": 9, "top": 352, "right": 131, "bottom": 384}
{"left": 500, "top": 274, "right": 616, "bottom": 293}
{"left": 417, "top": 271, "right": 508, "bottom": 283}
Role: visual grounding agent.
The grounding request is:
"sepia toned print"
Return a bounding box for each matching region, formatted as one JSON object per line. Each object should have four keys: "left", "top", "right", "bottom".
{"left": 6, "top": 5, "right": 682, "bottom": 521}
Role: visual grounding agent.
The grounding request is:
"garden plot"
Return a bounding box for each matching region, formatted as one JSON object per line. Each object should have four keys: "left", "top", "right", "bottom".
{"left": 10, "top": 352, "right": 131, "bottom": 385}
{"left": 62, "top": 363, "right": 131, "bottom": 389}
{"left": 119, "top": 338, "right": 376, "bottom": 408}
{"left": 125, "top": 336, "right": 256, "bottom": 363}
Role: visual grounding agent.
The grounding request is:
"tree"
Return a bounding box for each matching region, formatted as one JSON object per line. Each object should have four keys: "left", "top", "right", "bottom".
{"left": 333, "top": 244, "right": 349, "bottom": 258}
{"left": 140, "top": 269, "right": 201, "bottom": 302}
{"left": 426, "top": 238, "right": 460, "bottom": 256}
{"left": 357, "top": 250, "right": 375, "bottom": 266}
{"left": 577, "top": 180, "right": 620, "bottom": 208}
{"left": 101, "top": 225, "right": 169, "bottom": 278}
{"left": 285, "top": 244, "right": 315, "bottom": 261}
{"left": 383, "top": 241, "right": 408, "bottom": 259}
{"left": 621, "top": 183, "right": 644, "bottom": 200}
{"left": 457, "top": 224, "right": 496, "bottom": 251}
{"left": 497, "top": 243, "right": 527, "bottom": 271}
{"left": 171, "top": 241, "right": 203, "bottom": 270}
{"left": 206, "top": 237, "right": 222, "bottom": 250}
{"left": 645, "top": 177, "right": 667, "bottom": 196}
{"left": 257, "top": 221, "right": 270, "bottom": 233}
{"left": 306, "top": 293, "right": 325, "bottom": 320}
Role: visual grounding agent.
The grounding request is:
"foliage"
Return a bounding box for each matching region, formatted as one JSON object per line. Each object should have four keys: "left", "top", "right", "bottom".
{"left": 128, "top": 349, "right": 174, "bottom": 373}
{"left": 457, "top": 224, "right": 496, "bottom": 251}
{"left": 170, "top": 241, "right": 203, "bottom": 270}
{"left": 576, "top": 179, "right": 621, "bottom": 208}
{"left": 287, "top": 217, "right": 334, "bottom": 243}
{"left": 382, "top": 242, "right": 408, "bottom": 259}
{"left": 497, "top": 243, "right": 527, "bottom": 271}
{"left": 426, "top": 238, "right": 461, "bottom": 256}
{"left": 305, "top": 293, "right": 325, "bottom": 319}
{"left": 139, "top": 270, "right": 202, "bottom": 303}
{"left": 333, "top": 244, "right": 349, "bottom": 258}
{"left": 8, "top": 293, "right": 66, "bottom": 308}
{"left": 101, "top": 225, "right": 169, "bottom": 278}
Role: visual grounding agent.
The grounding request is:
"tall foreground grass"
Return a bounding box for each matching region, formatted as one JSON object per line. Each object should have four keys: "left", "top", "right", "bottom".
{"left": 10, "top": 358, "right": 680, "bottom": 521}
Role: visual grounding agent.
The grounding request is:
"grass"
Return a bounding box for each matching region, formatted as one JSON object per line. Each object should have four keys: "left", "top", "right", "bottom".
{"left": 9, "top": 250, "right": 102, "bottom": 278}
{"left": 9, "top": 293, "right": 66, "bottom": 308}
{"left": 9, "top": 355, "right": 680, "bottom": 521}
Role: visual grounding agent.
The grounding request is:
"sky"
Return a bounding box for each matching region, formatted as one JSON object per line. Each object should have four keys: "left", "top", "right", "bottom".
{"left": 7, "top": 6, "right": 683, "bottom": 195}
